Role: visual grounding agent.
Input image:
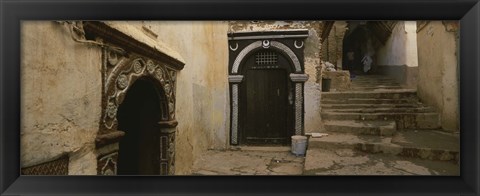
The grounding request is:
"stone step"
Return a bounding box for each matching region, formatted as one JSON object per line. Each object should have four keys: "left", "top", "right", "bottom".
{"left": 307, "top": 131, "right": 459, "bottom": 162}
{"left": 320, "top": 112, "right": 441, "bottom": 130}
{"left": 321, "top": 89, "right": 417, "bottom": 99}
{"left": 322, "top": 107, "right": 436, "bottom": 113}
{"left": 321, "top": 98, "right": 418, "bottom": 105}
{"left": 350, "top": 86, "right": 404, "bottom": 91}
{"left": 321, "top": 103, "right": 422, "bottom": 109}
{"left": 351, "top": 82, "right": 400, "bottom": 86}
{"left": 323, "top": 120, "right": 396, "bottom": 136}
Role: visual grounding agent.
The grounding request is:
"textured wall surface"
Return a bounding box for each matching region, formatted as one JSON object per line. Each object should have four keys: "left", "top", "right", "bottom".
{"left": 417, "top": 21, "right": 459, "bottom": 132}
{"left": 21, "top": 21, "right": 102, "bottom": 174}
{"left": 21, "top": 21, "right": 230, "bottom": 175}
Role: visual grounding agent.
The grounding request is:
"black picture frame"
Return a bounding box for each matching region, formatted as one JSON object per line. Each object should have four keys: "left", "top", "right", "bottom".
{"left": 1, "top": 0, "right": 479, "bottom": 195}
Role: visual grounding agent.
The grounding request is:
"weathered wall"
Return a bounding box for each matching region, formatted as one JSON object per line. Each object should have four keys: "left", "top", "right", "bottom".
{"left": 21, "top": 21, "right": 230, "bottom": 175}
{"left": 229, "top": 21, "right": 324, "bottom": 133}
{"left": 417, "top": 21, "right": 459, "bottom": 132}
{"left": 120, "top": 21, "right": 230, "bottom": 174}
{"left": 321, "top": 21, "right": 348, "bottom": 69}
{"left": 376, "top": 21, "right": 419, "bottom": 88}
{"left": 21, "top": 21, "right": 102, "bottom": 174}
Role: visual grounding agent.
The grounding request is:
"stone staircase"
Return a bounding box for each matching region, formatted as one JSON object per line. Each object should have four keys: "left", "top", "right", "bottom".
{"left": 304, "top": 75, "right": 460, "bottom": 175}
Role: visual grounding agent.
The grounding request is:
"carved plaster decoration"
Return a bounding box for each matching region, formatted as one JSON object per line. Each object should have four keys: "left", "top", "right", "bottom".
{"left": 232, "top": 40, "right": 301, "bottom": 74}
{"left": 294, "top": 83, "right": 303, "bottom": 135}
{"left": 102, "top": 50, "right": 177, "bottom": 131}
{"left": 231, "top": 84, "right": 239, "bottom": 145}
{"left": 228, "top": 75, "right": 244, "bottom": 83}
{"left": 290, "top": 73, "right": 309, "bottom": 82}
{"left": 262, "top": 40, "right": 270, "bottom": 48}
{"left": 99, "top": 152, "right": 118, "bottom": 175}
{"left": 228, "top": 76, "right": 243, "bottom": 145}
{"left": 229, "top": 43, "right": 239, "bottom": 51}
{"left": 270, "top": 41, "right": 302, "bottom": 72}
{"left": 294, "top": 40, "right": 304, "bottom": 49}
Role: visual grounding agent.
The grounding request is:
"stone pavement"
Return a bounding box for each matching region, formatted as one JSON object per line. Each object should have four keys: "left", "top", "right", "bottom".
{"left": 304, "top": 148, "right": 459, "bottom": 175}
{"left": 191, "top": 147, "right": 304, "bottom": 175}
{"left": 191, "top": 145, "right": 459, "bottom": 175}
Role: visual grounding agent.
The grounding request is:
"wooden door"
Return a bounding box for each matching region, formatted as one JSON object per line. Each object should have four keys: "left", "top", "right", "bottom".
{"left": 239, "top": 49, "right": 294, "bottom": 145}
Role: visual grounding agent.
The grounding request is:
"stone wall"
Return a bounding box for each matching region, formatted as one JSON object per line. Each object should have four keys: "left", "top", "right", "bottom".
{"left": 416, "top": 21, "right": 459, "bottom": 132}
{"left": 21, "top": 21, "right": 102, "bottom": 174}
{"left": 376, "top": 21, "right": 419, "bottom": 88}
{"left": 229, "top": 21, "right": 324, "bottom": 133}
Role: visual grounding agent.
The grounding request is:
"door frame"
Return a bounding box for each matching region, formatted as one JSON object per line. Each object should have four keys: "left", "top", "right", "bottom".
{"left": 227, "top": 30, "right": 309, "bottom": 145}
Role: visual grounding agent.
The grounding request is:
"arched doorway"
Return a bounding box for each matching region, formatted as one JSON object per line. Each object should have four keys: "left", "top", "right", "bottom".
{"left": 116, "top": 77, "right": 167, "bottom": 175}
{"left": 239, "top": 49, "right": 295, "bottom": 145}
{"left": 342, "top": 24, "right": 378, "bottom": 75}
{"left": 227, "top": 31, "right": 309, "bottom": 146}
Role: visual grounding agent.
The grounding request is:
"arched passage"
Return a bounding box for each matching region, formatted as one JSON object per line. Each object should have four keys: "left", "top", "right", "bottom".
{"left": 116, "top": 77, "right": 167, "bottom": 175}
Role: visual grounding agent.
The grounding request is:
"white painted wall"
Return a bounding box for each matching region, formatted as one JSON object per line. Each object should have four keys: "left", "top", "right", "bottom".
{"left": 377, "top": 21, "right": 418, "bottom": 67}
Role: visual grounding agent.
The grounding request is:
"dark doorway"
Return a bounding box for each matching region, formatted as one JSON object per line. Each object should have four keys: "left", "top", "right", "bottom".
{"left": 342, "top": 24, "right": 378, "bottom": 75}
{"left": 239, "top": 50, "right": 294, "bottom": 145}
{"left": 116, "top": 77, "right": 164, "bottom": 175}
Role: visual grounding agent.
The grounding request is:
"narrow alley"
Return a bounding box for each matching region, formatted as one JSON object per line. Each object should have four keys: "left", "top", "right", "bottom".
{"left": 192, "top": 74, "right": 459, "bottom": 175}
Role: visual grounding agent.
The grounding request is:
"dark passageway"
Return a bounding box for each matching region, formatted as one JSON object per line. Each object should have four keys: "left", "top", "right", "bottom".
{"left": 116, "top": 77, "right": 164, "bottom": 175}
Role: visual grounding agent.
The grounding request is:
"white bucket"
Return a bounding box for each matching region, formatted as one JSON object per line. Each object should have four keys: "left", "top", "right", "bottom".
{"left": 291, "top": 135, "right": 308, "bottom": 156}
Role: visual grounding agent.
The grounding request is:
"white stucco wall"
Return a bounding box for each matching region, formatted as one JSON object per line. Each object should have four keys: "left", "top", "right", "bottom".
{"left": 376, "top": 21, "right": 418, "bottom": 88}
{"left": 377, "top": 21, "right": 418, "bottom": 67}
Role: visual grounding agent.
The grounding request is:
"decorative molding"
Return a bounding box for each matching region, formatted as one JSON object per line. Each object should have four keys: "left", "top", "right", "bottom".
{"left": 159, "top": 129, "right": 176, "bottom": 175}
{"left": 232, "top": 40, "right": 301, "bottom": 74}
{"left": 262, "top": 40, "right": 271, "bottom": 48}
{"left": 228, "top": 75, "right": 244, "bottom": 83}
{"left": 290, "top": 73, "right": 309, "bottom": 82}
{"left": 232, "top": 41, "right": 262, "bottom": 74}
{"left": 100, "top": 51, "right": 178, "bottom": 133}
{"left": 229, "top": 43, "right": 239, "bottom": 51}
{"left": 294, "top": 83, "right": 303, "bottom": 135}
{"left": 231, "top": 84, "right": 239, "bottom": 145}
{"left": 98, "top": 152, "right": 118, "bottom": 175}
{"left": 294, "top": 40, "right": 304, "bottom": 49}
{"left": 158, "top": 120, "right": 179, "bottom": 128}
{"left": 270, "top": 41, "right": 302, "bottom": 72}
{"left": 83, "top": 21, "right": 185, "bottom": 70}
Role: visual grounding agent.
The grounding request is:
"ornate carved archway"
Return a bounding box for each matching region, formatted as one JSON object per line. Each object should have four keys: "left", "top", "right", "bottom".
{"left": 227, "top": 30, "right": 309, "bottom": 145}
{"left": 83, "top": 22, "right": 185, "bottom": 175}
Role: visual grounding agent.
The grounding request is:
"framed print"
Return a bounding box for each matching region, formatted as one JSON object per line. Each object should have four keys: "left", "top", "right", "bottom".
{"left": 1, "top": 0, "right": 479, "bottom": 195}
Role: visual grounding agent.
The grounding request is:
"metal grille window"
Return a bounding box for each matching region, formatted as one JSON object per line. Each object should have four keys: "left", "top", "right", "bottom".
{"left": 255, "top": 51, "right": 278, "bottom": 65}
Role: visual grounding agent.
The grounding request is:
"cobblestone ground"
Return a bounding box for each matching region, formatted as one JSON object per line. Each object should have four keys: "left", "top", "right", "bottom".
{"left": 192, "top": 147, "right": 304, "bottom": 175}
